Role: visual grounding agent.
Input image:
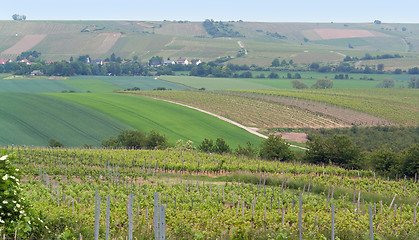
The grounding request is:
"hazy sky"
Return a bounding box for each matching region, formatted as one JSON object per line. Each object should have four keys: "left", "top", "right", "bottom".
{"left": 1, "top": 0, "right": 418, "bottom": 23}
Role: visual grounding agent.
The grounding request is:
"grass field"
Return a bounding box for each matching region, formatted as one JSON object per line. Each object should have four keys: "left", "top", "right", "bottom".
{"left": 0, "top": 93, "right": 130, "bottom": 146}
{"left": 159, "top": 75, "right": 410, "bottom": 90}
{"left": 52, "top": 93, "right": 264, "bottom": 147}
{"left": 0, "top": 77, "right": 80, "bottom": 93}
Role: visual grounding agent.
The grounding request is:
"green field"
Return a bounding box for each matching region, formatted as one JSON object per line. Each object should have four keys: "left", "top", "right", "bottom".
{"left": 52, "top": 93, "right": 263, "bottom": 147}
{"left": 0, "top": 77, "right": 80, "bottom": 93}
{"left": 0, "top": 93, "right": 130, "bottom": 146}
{"left": 0, "top": 76, "right": 190, "bottom": 93}
{"left": 0, "top": 92, "right": 264, "bottom": 147}
{"left": 159, "top": 75, "right": 409, "bottom": 90}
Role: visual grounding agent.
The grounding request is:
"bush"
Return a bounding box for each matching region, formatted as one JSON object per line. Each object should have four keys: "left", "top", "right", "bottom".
{"left": 102, "top": 129, "right": 169, "bottom": 150}
{"left": 305, "top": 134, "right": 362, "bottom": 169}
{"left": 49, "top": 139, "right": 64, "bottom": 148}
{"left": 197, "top": 137, "right": 231, "bottom": 154}
{"left": 235, "top": 141, "right": 258, "bottom": 157}
{"left": 0, "top": 152, "right": 41, "bottom": 238}
{"left": 259, "top": 135, "right": 294, "bottom": 161}
{"left": 291, "top": 80, "right": 308, "bottom": 89}
{"left": 311, "top": 79, "right": 333, "bottom": 89}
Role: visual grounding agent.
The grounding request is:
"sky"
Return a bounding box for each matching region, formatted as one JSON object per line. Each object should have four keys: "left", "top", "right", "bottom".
{"left": 1, "top": 0, "right": 418, "bottom": 23}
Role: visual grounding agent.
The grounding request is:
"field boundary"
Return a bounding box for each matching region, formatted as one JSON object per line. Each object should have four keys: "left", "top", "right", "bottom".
{"left": 152, "top": 97, "right": 307, "bottom": 150}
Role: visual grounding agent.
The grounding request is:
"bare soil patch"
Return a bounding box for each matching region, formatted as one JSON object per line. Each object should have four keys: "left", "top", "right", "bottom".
{"left": 314, "top": 29, "right": 375, "bottom": 40}
{"left": 275, "top": 132, "right": 308, "bottom": 143}
{"left": 2, "top": 34, "right": 47, "bottom": 54}
{"left": 93, "top": 33, "right": 121, "bottom": 54}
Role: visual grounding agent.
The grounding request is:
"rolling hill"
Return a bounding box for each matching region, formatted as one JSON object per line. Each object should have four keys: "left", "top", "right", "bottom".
{"left": 1, "top": 20, "right": 419, "bottom": 69}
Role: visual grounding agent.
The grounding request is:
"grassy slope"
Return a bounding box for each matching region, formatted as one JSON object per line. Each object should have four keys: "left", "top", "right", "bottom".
{"left": 0, "top": 93, "right": 130, "bottom": 146}
{"left": 53, "top": 93, "right": 263, "bottom": 147}
{"left": 241, "top": 89, "right": 419, "bottom": 126}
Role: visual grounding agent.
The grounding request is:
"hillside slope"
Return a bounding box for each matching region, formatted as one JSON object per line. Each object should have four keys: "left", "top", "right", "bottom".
{"left": 1, "top": 21, "right": 419, "bottom": 68}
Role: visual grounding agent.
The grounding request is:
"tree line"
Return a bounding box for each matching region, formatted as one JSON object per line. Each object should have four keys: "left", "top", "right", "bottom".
{"left": 92, "top": 128, "right": 418, "bottom": 179}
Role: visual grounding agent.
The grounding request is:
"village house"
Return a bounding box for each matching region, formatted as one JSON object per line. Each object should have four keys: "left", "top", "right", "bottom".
{"left": 176, "top": 58, "right": 189, "bottom": 65}
{"left": 190, "top": 59, "right": 202, "bottom": 65}
{"left": 30, "top": 70, "right": 43, "bottom": 76}
{"left": 0, "top": 58, "right": 11, "bottom": 64}
{"left": 19, "top": 59, "right": 32, "bottom": 65}
{"left": 163, "top": 59, "right": 175, "bottom": 66}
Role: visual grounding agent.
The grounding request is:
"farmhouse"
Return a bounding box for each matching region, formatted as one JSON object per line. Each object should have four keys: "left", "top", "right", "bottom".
{"left": 0, "top": 58, "right": 12, "bottom": 64}
{"left": 19, "top": 59, "right": 32, "bottom": 65}
{"left": 190, "top": 59, "right": 202, "bottom": 65}
{"left": 30, "top": 70, "right": 43, "bottom": 76}
{"left": 163, "top": 59, "right": 175, "bottom": 65}
{"left": 177, "top": 58, "right": 189, "bottom": 65}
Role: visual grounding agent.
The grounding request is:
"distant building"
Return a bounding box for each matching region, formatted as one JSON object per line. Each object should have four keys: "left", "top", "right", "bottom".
{"left": 0, "top": 58, "right": 11, "bottom": 64}
{"left": 45, "top": 61, "right": 54, "bottom": 65}
{"left": 177, "top": 58, "right": 189, "bottom": 65}
{"left": 163, "top": 59, "right": 175, "bottom": 65}
{"left": 19, "top": 59, "right": 31, "bottom": 65}
{"left": 149, "top": 61, "right": 161, "bottom": 67}
{"left": 190, "top": 59, "right": 202, "bottom": 65}
{"left": 91, "top": 60, "right": 104, "bottom": 65}
{"left": 31, "top": 70, "right": 43, "bottom": 76}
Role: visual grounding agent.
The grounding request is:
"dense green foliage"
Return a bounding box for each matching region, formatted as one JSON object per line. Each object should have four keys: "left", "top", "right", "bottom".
{"left": 202, "top": 19, "right": 244, "bottom": 38}
{"left": 309, "top": 126, "right": 419, "bottom": 152}
{"left": 305, "top": 134, "right": 362, "bottom": 169}
{"left": 259, "top": 135, "right": 294, "bottom": 161}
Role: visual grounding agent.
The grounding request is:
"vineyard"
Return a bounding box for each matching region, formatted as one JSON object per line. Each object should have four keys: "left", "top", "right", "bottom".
{"left": 132, "top": 90, "right": 391, "bottom": 131}
{"left": 239, "top": 89, "right": 419, "bottom": 126}
{"left": 1, "top": 147, "right": 418, "bottom": 239}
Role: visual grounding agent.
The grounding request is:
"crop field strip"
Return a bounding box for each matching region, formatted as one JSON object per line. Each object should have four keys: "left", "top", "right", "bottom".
{"left": 3, "top": 147, "right": 418, "bottom": 239}
{"left": 239, "top": 89, "right": 419, "bottom": 126}
{"left": 133, "top": 90, "right": 389, "bottom": 131}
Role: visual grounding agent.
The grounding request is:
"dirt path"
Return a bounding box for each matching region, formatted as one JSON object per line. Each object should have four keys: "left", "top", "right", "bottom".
{"left": 153, "top": 98, "right": 308, "bottom": 150}
{"left": 237, "top": 41, "right": 248, "bottom": 55}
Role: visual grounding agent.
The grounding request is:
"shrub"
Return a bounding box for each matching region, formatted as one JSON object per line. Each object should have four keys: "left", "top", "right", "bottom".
{"left": 259, "top": 135, "right": 294, "bottom": 161}
{"left": 305, "top": 134, "right": 362, "bottom": 169}
{"left": 291, "top": 80, "right": 308, "bottom": 89}
{"left": 311, "top": 79, "right": 333, "bottom": 89}
{"left": 0, "top": 152, "right": 40, "bottom": 238}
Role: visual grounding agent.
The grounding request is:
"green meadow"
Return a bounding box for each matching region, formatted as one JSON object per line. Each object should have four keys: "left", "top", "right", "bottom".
{"left": 53, "top": 93, "right": 263, "bottom": 147}
{"left": 0, "top": 93, "right": 130, "bottom": 147}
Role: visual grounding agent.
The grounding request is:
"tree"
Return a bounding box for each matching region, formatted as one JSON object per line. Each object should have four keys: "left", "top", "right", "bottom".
{"left": 311, "top": 79, "right": 333, "bottom": 89}
{"left": 145, "top": 130, "right": 169, "bottom": 149}
{"left": 376, "top": 79, "right": 394, "bottom": 88}
{"left": 198, "top": 138, "right": 214, "bottom": 152}
{"left": 400, "top": 144, "right": 419, "bottom": 177}
{"left": 235, "top": 141, "right": 258, "bottom": 157}
{"left": 377, "top": 64, "right": 385, "bottom": 72}
{"left": 49, "top": 138, "right": 64, "bottom": 148}
{"left": 369, "top": 148, "right": 399, "bottom": 177}
{"left": 305, "top": 134, "right": 362, "bottom": 169}
{"left": 309, "top": 62, "right": 320, "bottom": 70}
{"left": 268, "top": 72, "right": 279, "bottom": 79}
{"left": 213, "top": 138, "right": 231, "bottom": 154}
{"left": 271, "top": 58, "right": 280, "bottom": 67}
{"left": 291, "top": 79, "right": 308, "bottom": 89}
{"left": 12, "top": 14, "right": 26, "bottom": 21}
{"left": 259, "top": 135, "right": 294, "bottom": 161}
